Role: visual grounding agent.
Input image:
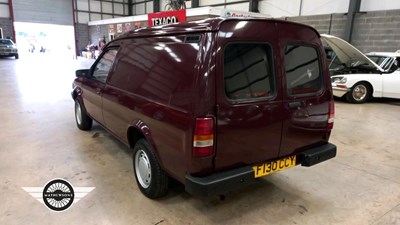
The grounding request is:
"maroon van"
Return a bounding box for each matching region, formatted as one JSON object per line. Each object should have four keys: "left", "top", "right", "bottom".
{"left": 72, "top": 17, "right": 336, "bottom": 198}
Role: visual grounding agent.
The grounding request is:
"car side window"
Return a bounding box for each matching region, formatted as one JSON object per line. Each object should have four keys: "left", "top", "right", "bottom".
{"left": 387, "top": 57, "right": 399, "bottom": 72}
{"left": 396, "top": 58, "right": 400, "bottom": 71}
{"left": 223, "top": 43, "right": 275, "bottom": 102}
{"left": 284, "top": 45, "right": 322, "bottom": 96}
{"left": 92, "top": 49, "right": 118, "bottom": 83}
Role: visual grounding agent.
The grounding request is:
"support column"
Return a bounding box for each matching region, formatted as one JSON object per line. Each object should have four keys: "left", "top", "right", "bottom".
{"left": 344, "top": 0, "right": 361, "bottom": 43}
{"left": 153, "top": 0, "right": 160, "bottom": 12}
{"left": 192, "top": 0, "right": 199, "bottom": 8}
{"left": 128, "top": 0, "right": 133, "bottom": 16}
{"left": 8, "top": 0, "right": 16, "bottom": 43}
{"left": 299, "top": 0, "right": 303, "bottom": 16}
{"left": 249, "top": 0, "right": 259, "bottom": 13}
{"left": 72, "top": 0, "right": 78, "bottom": 58}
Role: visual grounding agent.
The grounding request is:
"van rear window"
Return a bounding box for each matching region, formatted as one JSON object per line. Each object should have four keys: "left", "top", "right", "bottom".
{"left": 224, "top": 44, "right": 274, "bottom": 101}
{"left": 284, "top": 45, "right": 322, "bottom": 95}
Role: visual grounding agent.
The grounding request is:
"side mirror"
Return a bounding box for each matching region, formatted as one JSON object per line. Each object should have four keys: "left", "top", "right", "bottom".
{"left": 76, "top": 69, "right": 90, "bottom": 78}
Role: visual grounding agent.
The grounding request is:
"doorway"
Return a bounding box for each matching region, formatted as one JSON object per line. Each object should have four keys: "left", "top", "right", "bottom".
{"left": 14, "top": 22, "right": 76, "bottom": 59}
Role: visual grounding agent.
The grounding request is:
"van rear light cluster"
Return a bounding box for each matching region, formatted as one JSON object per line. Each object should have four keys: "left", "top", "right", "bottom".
{"left": 193, "top": 117, "right": 214, "bottom": 157}
{"left": 327, "top": 100, "right": 335, "bottom": 130}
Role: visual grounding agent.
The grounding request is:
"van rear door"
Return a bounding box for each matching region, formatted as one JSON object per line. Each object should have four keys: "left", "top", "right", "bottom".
{"left": 214, "top": 20, "right": 284, "bottom": 171}
{"left": 277, "top": 22, "right": 333, "bottom": 158}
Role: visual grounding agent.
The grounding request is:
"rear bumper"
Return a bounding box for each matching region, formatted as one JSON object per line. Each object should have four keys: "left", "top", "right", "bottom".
{"left": 185, "top": 166, "right": 255, "bottom": 197}
{"left": 298, "top": 143, "right": 337, "bottom": 167}
{"left": 185, "top": 143, "right": 337, "bottom": 197}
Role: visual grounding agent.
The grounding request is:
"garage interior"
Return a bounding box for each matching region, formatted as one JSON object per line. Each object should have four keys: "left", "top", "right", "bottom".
{"left": 1, "top": 0, "right": 400, "bottom": 224}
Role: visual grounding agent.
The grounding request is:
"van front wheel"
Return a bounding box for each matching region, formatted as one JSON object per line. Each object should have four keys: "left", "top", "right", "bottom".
{"left": 75, "top": 99, "right": 92, "bottom": 130}
{"left": 133, "top": 139, "right": 169, "bottom": 198}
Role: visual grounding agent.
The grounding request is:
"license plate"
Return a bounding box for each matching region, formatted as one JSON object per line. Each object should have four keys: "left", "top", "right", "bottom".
{"left": 253, "top": 155, "right": 296, "bottom": 178}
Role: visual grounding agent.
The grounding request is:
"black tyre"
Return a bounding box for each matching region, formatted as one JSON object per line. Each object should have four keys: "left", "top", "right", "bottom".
{"left": 15, "top": 54, "right": 19, "bottom": 59}
{"left": 345, "top": 82, "right": 371, "bottom": 104}
{"left": 133, "top": 139, "right": 169, "bottom": 199}
{"left": 74, "top": 99, "right": 93, "bottom": 130}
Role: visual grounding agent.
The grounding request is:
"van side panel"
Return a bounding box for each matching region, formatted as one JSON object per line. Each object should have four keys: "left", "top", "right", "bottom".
{"left": 187, "top": 32, "right": 218, "bottom": 175}
{"left": 277, "top": 22, "right": 333, "bottom": 157}
{"left": 102, "top": 35, "right": 203, "bottom": 182}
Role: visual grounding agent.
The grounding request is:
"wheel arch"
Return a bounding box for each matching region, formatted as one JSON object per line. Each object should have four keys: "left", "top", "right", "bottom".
{"left": 72, "top": 89, "right": 79, "bottom": 100}
{"left": 353, "top": 80, "right": 373, "bottom": 93}
{"left": 346, "top": 80, "right": 374, "bottom": 103}
{"left": 71, "top": 87, "right": 82, "bottom": 100}
{"left": 72, "top": 90, "right": 88, "bottom": 111}
{"left": 127, "top": 120, "right": 163, "bottom": 166}
{"left": 127, "top": 126, "right": 145, "bottom": 149}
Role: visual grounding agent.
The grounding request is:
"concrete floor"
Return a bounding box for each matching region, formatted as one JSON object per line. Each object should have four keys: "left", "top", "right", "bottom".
{"left": 1, "top": 53, "right": 400, "bottom": 225}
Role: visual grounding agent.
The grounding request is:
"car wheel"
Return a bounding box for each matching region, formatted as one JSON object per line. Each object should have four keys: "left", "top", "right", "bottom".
{"left": 133, "top": 139, "right": 169, "bottom": 199}
{"left": 74, "top": 99, "right": 92, "bottom": 130}
{"left": 15, "top": 54, "right": 19, "bottom": 59}
{"left": 346, "top": 82, "right": 371, "bottom": 104}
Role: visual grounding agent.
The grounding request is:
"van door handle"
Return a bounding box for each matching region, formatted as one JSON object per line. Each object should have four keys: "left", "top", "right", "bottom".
{"left": 96, "top": 88, "right": 102, "bottom": 94}
{"left": 288, "top": 101, "right": 301, "bottom": 109}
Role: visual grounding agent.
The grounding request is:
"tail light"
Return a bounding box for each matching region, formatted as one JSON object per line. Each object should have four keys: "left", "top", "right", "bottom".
{"left": 327, "top": 100, "right": 335, "bottom": 130}
{"left": 193, "top": 117, "right": 214, "bottom": 157}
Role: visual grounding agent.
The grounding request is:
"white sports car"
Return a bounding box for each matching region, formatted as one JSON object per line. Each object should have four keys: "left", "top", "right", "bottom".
{"left": 321, "top": 34, "right": 400, "bottom": 103}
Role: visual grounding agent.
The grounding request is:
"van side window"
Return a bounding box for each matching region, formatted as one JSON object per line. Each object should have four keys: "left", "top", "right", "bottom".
{"left": 92, "top": 49, "right": 118, "bottom": 83}
{"left": 223, "top": 44, "right": 274, "bottom": 101}
{"left": 284, "top": 45, "right": 322, "bottom": 95}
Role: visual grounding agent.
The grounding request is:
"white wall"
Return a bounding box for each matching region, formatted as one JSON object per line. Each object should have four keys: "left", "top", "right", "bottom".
{"left": 76, "top": 0, "right": 130, "bottom": 23}
{"left": 259, "top": 0, "right": 400, "bottom": 18}
{"left": 226, "top": 2, "right": 249, "bottom": 11}
{"left": 259, "top": 0, "right": 301, "bottom": 17}
{"left": 301, "top": 0, "right": 349, "bottom": 15}
{"left": 198, "top": 0, "right": 248, "bottom": 11}
{"left": 259, "top": 0, "right": 349, "bottom": 17}
{"left": 0, "top": 0, "right": 10, "bottom": 18}
{"left": 360, "top": 0, "right": 400, "bottom": 11}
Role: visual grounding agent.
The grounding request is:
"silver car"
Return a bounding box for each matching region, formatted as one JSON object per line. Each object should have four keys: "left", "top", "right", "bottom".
{"left": 0, "top": 39, "right": 19, "bottom": 59}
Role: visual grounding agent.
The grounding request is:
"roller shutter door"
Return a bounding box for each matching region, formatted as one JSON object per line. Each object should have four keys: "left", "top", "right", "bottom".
{"left": 13, "top": 0, "right": 73, "bottom": 26}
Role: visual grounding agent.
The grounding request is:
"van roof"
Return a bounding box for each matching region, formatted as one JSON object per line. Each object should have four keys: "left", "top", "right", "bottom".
{"left": 116, "top": 17, "right": 318, "bottom": 40}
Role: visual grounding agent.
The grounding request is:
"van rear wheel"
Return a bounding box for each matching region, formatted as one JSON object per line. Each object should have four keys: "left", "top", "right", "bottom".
{"left": 133, "top": 139, "right": 169, "bottom": 198}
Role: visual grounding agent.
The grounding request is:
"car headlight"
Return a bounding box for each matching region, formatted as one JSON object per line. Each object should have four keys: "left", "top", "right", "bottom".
{"left": 331, "top": 76, "right": 347, "bottom": 84}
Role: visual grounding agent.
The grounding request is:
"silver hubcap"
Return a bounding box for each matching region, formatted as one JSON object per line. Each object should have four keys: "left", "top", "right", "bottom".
{"left": 135, "top": 149, "right": 151, "bottom": 188}
{"left": 75, "top": 101, "right": 82, "bottom": 125}
{"left": 352, "top": 84, "right": 367, "bottom": 101}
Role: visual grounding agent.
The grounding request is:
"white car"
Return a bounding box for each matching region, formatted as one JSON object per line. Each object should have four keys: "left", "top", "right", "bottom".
{"left": 321, "top": 34, "right": 400, "bottom": 103}
{"left": 0, "top": 39, "right": 19, "bottom": 59}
